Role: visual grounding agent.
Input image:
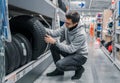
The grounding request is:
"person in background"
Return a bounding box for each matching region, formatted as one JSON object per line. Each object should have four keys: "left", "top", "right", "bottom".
{"left": 89, "top": 21, "right": 95, "bottom": 40}
{"left": 96, "top": 24, "right": 102, "bottom": 38}
{"left": 44, "top": 11, "right": 88, "bottom": 80}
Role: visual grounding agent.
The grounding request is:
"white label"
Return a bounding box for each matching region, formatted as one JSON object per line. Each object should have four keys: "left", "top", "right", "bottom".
{"left": 6, "top": 74, "right": 16, "bottom": 83}
{"left": 21, "top": 43, "right": 27, "bottom": 56}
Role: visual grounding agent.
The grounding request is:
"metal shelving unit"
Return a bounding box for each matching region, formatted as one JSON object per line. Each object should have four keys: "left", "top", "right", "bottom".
{"left": 5, "top": 51, "right": 51, "bottom": 83}
{"left": 115, "top": 43, "right": 120, "bottom": 49}
{"left": 0, "top": 0, "right": 67, "bottom": 83}
{"left": 101, "top": 0, "right": 120, "bottom": 71}
{"left": 58, "top": 8, "right": 65, "bottom": 21}
{"left": 113, "top": 0, "right": 120, "bottom": 70}
{"left": 8, "top": 0, "right": 56, "bottom": 18}
{"left": 101, "top": 46, "right": 114, "bottom": 62}
{"left": 101, "top": 46, "right": 120, "bottom": 70}
{"left": 8, "top": 0, "right": 65, "bottom": 21}
{"left": 0, "top": 40, "right": 5, "bottom": 83}
{"left": 100, "top": 0, "right": 120, "bottom": 71}
{"left": 116, "top": 29, "right": 120, "bottom": 34}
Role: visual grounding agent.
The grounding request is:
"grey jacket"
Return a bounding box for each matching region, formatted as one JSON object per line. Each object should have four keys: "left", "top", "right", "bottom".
{"left": 46, "top": 24, "right": 88, "bottom": 58}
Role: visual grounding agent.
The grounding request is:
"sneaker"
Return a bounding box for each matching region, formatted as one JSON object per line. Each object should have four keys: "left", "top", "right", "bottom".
{"left": 46, "top": 68, "right": 64, "bottom": 76}
{"left": 71, "top": 66, "right": 85, "bottom": 80}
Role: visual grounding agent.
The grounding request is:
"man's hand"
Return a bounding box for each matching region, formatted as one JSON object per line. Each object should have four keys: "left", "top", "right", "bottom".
{"left": 44, "top": 34, "right": 56, "bottom": 44}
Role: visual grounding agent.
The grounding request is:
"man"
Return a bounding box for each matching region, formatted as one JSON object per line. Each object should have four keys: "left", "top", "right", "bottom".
{"left": 44, "top": 11, "right": 88, "bottom": 80}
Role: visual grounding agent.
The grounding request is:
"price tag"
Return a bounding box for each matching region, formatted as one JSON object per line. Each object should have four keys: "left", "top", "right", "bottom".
{"left": 6, "top": 74, "right": 16, "bottom": 83}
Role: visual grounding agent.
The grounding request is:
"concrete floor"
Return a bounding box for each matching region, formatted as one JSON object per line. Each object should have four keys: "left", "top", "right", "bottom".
{"left": 34, "top": 40, "right": 120, "bottom": 83}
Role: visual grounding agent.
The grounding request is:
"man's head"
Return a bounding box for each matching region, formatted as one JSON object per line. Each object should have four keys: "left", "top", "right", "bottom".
{"left": 65, "top": 11, "right": 80, "bottom": 28}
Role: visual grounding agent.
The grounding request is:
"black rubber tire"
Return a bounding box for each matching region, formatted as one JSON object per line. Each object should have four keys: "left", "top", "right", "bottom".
{"left": 5, "top": 41, "right": 16, "bottom": 74}
{"left": 58, "top": 0, "right": 66, "bottom": 12}
{"left": 5, "top": 46, "right": 8, "bottom": 75}
{"left": 10, "top": 15, "right": 47, "bottom": 59}
{"left": 12, "top": 36, "right": 26, "bottom": 66}
{"left": 14, "top": 33, "right": 32, "bottom": 63}
{"left": 12, "top": 39, "right": 21, "bottom": 69}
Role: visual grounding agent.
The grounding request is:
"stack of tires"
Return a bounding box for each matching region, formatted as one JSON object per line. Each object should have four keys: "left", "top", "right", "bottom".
{"left": 5, "top": 34, "right": 32, "bottom": 74}
{"left": 5, "top": 15, "right": 47, "bottom": 74}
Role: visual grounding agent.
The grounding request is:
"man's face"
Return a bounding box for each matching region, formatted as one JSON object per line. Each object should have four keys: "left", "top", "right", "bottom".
{"left": 65, "top": 18, "right": 77, "bottom": 28}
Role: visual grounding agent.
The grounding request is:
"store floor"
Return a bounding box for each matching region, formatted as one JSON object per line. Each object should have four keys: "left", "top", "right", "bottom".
{"left": 34, "top": 39, "right": 120, "bottom": 83}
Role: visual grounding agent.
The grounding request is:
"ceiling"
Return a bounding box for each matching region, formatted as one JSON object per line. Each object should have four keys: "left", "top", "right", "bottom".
{"left": 69, "top": 0, "right": 112, "bottom": 16}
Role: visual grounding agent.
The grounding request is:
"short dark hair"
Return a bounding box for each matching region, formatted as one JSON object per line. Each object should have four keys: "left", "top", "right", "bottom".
{"left": 65, "top": 11, "right": 80, "bottom": 23}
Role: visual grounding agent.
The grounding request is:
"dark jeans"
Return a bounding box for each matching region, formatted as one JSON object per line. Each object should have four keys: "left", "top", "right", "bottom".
{"left": 97, "top": 31, "right": 101, "bottom": 37}
{"left": 50, "top": 45, "right": 87, "bottom": 71}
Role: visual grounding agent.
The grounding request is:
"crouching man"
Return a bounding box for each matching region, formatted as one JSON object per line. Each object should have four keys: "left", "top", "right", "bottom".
{"left": 44, "top": 11, "right": 88, "bottom": 80}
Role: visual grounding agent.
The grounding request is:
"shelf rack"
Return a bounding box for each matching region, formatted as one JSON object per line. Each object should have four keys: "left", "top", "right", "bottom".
{"left": 101, "top": 46, "right": 120, "bottom": 70}
{"left": 116, "top": 29, "right": 120, "bottom": 34}
{"left": 101, "top": 0, "right": 120, "bottom": 71}
{"left": 0, "top": 0, "right": 67, "bottom": 83}
{"left": 5, "top": 51, "right": 51, "bottom": 83}
{"left": 8, "top": 0, "right": 65, "bottom": 21}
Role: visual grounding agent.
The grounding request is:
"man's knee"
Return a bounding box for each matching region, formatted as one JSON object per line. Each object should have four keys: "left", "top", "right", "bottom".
{"left": 56, "top": 61, "right": 65, "bottom": 71}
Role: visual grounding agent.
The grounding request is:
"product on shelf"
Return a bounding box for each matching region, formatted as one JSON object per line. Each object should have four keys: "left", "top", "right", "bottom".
{"left": 10, "top": 15, "right": 47, "bottom": 60}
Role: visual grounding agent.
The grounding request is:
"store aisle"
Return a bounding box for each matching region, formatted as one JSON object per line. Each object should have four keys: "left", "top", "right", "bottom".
{"left": 34, "top": 40, "right": 120, "bottom": 83}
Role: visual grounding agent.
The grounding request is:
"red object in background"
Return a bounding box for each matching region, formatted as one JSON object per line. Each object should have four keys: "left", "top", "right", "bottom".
{"left": 111, "top": 0, "right": 115, "bottom": 4}
{"left": 97, "top": 13, "right": 102, "bottom": 17}
{"left": 89, "top": 23, "right": 95, "bottom": 38}
{"left": 108, "top": 45, "right": 112, "bottom": 52}
{"left": 97, "top": 38, "right": 100, "bottom": 43}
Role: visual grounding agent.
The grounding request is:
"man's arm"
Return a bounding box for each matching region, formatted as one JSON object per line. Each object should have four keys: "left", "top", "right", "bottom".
{"left": 45, "top": 25, "right": 65, "bottom": 37}
{"left": 55, "top": 34, "right": 86, "bottom": 53}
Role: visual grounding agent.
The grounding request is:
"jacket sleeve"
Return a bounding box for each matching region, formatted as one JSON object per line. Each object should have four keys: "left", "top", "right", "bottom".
{"left": 55, "top": 34, "right": 86, "bottom": 53}
{"left": 45, "top": 25, "right": 65, "bottom": 37}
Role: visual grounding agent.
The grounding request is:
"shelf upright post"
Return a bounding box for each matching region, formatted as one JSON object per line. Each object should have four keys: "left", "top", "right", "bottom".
{"left": 0, "top": 0, "right": 12, "bottom": 82}
{"left": 113, "top": 0, "right": 120, "bottom": 61}
{"left": 52, "top": 6, "right": 60, "bottom": 30}
{"left": 113, "top": 9, "right": 117, "bottom": 61}
{"left": 0, "top": 38, "right": 5, "bottom": 83}
{"left": 0, "top": 0, "right": 5, "bottom": 82}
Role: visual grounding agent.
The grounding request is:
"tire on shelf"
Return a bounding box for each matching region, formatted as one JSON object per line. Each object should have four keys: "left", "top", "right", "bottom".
{"left": 58, "top": 0, "right": 67, "bottom": 12}
{"left": 61, "top": 2, "right": 67, "bottom": 12}
{"left": 5, "top": 41, "right": 16, "bottom": 74}
{"left": 5, "top": 46, "right": 8, "bottom": 75}
{"left": 14, "top": 33, "right": 32, "bottom": 63}
{"left": 10, "top": 15, "right": 47, "bottom": 59}
{"left": 12, "top": 36, "right": 26, "bottom": 66}
{"left": 12, "top": 39, "right": 21, "bottom": 69}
